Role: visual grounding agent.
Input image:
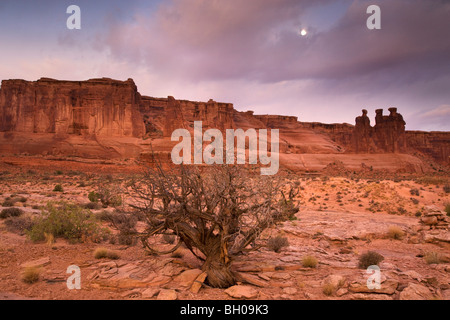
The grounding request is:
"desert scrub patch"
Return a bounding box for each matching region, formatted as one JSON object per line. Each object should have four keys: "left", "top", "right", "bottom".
{"left": 267, "top": 235, "right": 289, "bottom": 253}
{"left": 88, "top": 191, "right": 100, "bottom": 203}
{"left": 27, "top": 202, "right": 106, "bottom": 243}
{"left": 358, "top": 251, "right": 384, "bottom": 269}
{"left": 322, "top": 283, "right": 336, "bottom": 296}
{"left": 93, "top": 247, "right": 120, "bottom": 260}
{"left": 84, "top": 202, "right": 102, "bottom": 210}
{"left": 4, "top": 216, "right": 34, "bottom": 235}
{"left": 302, "top": 255, "right": 318, "bottom": 268}
{"left": 0, "top": 207, "right": 24, "bottom": 219}
{"left": 21, "top": 267, "right": 41, "bottom": 284}
{"left": 387, "top": 226, "right": 405, "bottom": 240}
{"left": 444, "top": 184, "right": 450, "bottom": 193}
{"left": 53, "top": 184, "right": 64, "bottom": 192}
{"left": 424, "top": 252, "right": 442, "bottom": 265}
{"left": 2, "top": 199, "right": 17, "bottom": 207}
{"left": 96, "top": 184, "right": 123, "bottom": 208}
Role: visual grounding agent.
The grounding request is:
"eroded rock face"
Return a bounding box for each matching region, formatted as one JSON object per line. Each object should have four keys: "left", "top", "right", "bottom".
{"left": 0, "top": 77, "right": 448, "bottom": 170}
{"left": 0, "top": 78, "right": 145, "bottom": 138}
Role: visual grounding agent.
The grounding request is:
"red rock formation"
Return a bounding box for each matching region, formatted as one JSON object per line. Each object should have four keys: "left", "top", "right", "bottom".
{"left": 0, "top": 78, "right": 145, "bottom": 137}
{"left": 373, "top": 108, "right": 407, "bottom": 153}
{"left": 0, "top": 77, "right": 448, "bottom": 171}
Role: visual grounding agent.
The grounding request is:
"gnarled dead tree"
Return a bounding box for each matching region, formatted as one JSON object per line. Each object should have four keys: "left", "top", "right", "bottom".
{"left": 125, "top": 164, "right": 298, "bottom": 288}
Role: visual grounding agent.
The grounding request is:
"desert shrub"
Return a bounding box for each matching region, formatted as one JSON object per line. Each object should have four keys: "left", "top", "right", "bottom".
{"left": 88, "top": 191, "right": 100, "bottom": 203}
{"left": 54, "top": 170, "right": 63, "bottom": 175}
{"left": 27, "top": 202, "right": 106, "bottom": 243}
{"left": 302, "top": 255, "right": 318, "bottom": 268}
{"left": 4, "top": 216, "right": 34, "bottom": 235}
{"left": 96, "top": 185, "right": 123, "bottom": 208}
{"left": 0, "top": 207, "right": 24, "bottom": 219}
{"left": 84, "top": 202, "right": 101, "bottom": 210}
{"left": 53, "top": 184, "right": 64, "bottom": 192}
{"left": 95, "top": 210, "right": 111, "bottom": 221}
{"left": 409, "top": 188, "right": 420, "bottom": 196}
{"left": 358, "top": 251, "right": 384, "bottom": 269}
{"left": 410, "top": 198, "right": 419, "bottom": 205}
{"left": 2, "top": 199, "right": 16, "bottom": 207}
{"left": 424, "top": 252, "right": 442, "bottom": 265}
{"left": 267, "top": 235, "right": 289, "bottom": 253}
{"left": 108, "top": 210, "right": 138, "bottom": 246}
{"left": 93, "top": 247, "right": 120, "bottom": 260}
{"left": 322, "top": 283, "right": 335, "bottom": 296}
{"left": 387, "top": 226, "right": 405, "bottom": 240}
{"left": 443, "top": 184, "right": 450, "bottom": 193}
{"left": 22, "top": 267, "right": 41, "bottom": 284}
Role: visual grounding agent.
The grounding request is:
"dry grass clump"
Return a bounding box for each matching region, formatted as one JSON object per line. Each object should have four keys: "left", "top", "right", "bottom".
{"left": 302, "top": 255, "right": 318, "bottom": 268}
{"left": 358, "top": 251, "right": 384, "bottom": 269}
{"left": 93, "top": 247, "right": 120, "bottom": 260}
{"left": 387, "top": 226, "right": 405, "bottom": 240}
{"left": 424, "top": 252, "right": 442, "bottom": 265}
{"left": 322, "top": 283, "right": 336, "bottom": 296}
{"left": 21, "top": 267, "right": 41, "bottom": 284}
{"left": 267, "top": 235, "right": 289, "bottom": 253}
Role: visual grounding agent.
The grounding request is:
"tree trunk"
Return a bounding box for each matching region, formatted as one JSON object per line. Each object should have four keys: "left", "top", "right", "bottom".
{"left": 202, "top": 239, "right": 236, "bottom": 288}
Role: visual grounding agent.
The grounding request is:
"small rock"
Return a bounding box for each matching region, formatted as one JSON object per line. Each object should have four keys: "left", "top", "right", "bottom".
{"left": 236, "top": 273, "right": 267, "bottom": 287}
{"left": 141, "top": 288, "right": 160, "bottom": 299}
{"left": 157, "top": 289, "right": 177, "bottom": 300}
{"left": 349, "top": 293, "right": 393, "bottom": 300}
{"left": 349, "top": 279, "right": 398, "bottom": 295}
{"left": 336, "top": 288, "right": 348, "bottom": 297}
{"left": 321, "top": 274, "right": 346, "bottom": 289}
{"left": 21, "top": 257, "right": 51, "bottom": 269}
{"left": 282, "top": 287, "right": 298, "bottom": 295}
{"left": 399, "top": 283, "right": 434, "bottom": 300}
{"left": 173, "top": 269, "right": 203, "bottom": 287}
{"left": 257, "top": 274, "right": 271, "bottom": 281}
{"left": 224, "top": 285, "right": 258, "bottom": 299}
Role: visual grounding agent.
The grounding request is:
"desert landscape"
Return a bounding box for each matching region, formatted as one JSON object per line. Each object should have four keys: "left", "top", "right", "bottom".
{"left": 1, "top": 1, "right": 450, "bottom": 305}
{"left": 0, "top": 78, "right": 449, "bottom": 301}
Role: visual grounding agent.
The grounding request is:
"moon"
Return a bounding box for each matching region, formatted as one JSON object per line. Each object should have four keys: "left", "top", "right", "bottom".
{"left": 300, "top": 29, "right": 308, "bottom": 36}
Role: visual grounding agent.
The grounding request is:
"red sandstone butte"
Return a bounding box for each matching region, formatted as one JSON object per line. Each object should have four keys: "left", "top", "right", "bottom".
{"left": 0, "top": 77, "right": 448, "bottom": 172}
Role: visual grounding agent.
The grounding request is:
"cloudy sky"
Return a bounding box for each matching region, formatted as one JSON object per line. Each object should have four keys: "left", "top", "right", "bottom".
{"left": 0, "top": 0, "right": 449, "bottom": 131}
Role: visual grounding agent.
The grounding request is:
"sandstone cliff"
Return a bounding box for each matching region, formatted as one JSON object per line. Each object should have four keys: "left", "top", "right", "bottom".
{"left": 0, "top": 77, "right": 448, "bottom": 172}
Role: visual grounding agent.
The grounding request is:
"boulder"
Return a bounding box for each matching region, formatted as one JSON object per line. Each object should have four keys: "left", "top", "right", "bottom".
{"left": 399, "top": 283, "right": 434, "bottom": 300}
{"left": 224, "top": 285, "right": 259, "bottom": 299}
{"left": 349, "top": 279, "right": 398, "bottom": 295}
{"left": 156, "top": 289, "right": 178, "bottom": 300}
{"left": 173, "top": 269, "right": 203, "bottom": 287}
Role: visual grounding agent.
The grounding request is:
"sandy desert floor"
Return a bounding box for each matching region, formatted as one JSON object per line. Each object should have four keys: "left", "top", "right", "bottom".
{"left": 0, "top": 156, "right": 449, "bottom": 300}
